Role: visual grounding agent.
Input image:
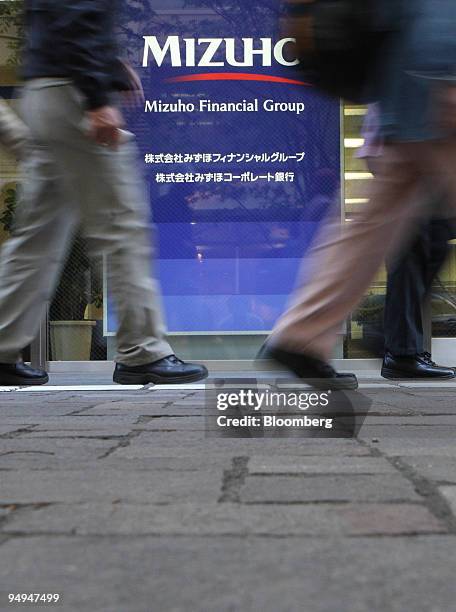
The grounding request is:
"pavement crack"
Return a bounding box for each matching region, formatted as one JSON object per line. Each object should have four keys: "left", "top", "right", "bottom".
{"left": 136, "top": 415, "right": 165, "bottom": 424}
{"left": 134, "top": 403, "right": 178, "bottom": 424}
{"left": 0, "top": 426, "right": 37, "bottom": 439}
{"left": 386, "top": 456, "right": 456, "bottom": 534}
{"left": 97, "top": 430, "right": 143, "bottom": 459}
{"left": 0, "top": 451, "right": 55, "bottom": 457}
{"left": 218, "top": 456, "right": 250, "bottom": 503}
{"left": 66, "top": 400, "right": 124, "bottom": 416}
{"left": 360, "top": 440, "right": 456, "bottom": 534}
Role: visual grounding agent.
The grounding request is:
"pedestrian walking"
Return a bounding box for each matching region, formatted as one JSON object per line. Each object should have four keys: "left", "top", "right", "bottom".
{"left": 358, "top": 105, "right": 455, "bottom": 380}
{"left": 262, "top": 0, "right": 456, "bottom": 389}
{"left": 0, "top": 0, "right": 208, "bottom": 386}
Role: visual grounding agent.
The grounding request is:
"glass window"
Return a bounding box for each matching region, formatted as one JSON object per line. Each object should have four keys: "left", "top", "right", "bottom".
{"left": 431, "top": 242, "right": 456, "bottom": 340}
{"left": 343, "top": 104, "right": 387, "bottom": 358}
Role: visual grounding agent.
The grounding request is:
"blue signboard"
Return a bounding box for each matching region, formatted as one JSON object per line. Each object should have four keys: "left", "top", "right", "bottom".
{"left": 106, "top": 0, "right": 340, "bottom": 334}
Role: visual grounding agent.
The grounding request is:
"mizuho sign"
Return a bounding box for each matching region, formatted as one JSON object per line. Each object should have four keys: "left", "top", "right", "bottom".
{"left": 142, "top": 36, "right": 300, "bottom": 68}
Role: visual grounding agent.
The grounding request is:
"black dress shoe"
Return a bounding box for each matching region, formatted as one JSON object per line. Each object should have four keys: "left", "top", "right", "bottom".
{"left": 257, "top": 344, "right": 358, "bottom": 390}
{"left": 113, "top": 355, "right": 208, "bottom": 385}
{"left": 381, "top": 351, "right": 456, "bottom": 380}
{"left": 0, "top": 362, "right": 49, "bottom": 386}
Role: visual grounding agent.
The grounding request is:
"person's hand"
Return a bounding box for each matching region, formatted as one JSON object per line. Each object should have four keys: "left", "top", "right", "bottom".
{"left": 87, "top": 106, "right": 124, "bottom": 149}
{"left": 120, "top": 60, "right": 145, "bottom": 107}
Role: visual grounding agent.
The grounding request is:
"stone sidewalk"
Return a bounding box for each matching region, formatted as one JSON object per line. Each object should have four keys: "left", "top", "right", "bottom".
{"left": 0, "top": 383, "right": 456, "bottom": 611}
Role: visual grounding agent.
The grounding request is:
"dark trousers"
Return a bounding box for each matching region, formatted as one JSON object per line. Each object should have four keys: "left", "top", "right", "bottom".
{"left": 384, "top": 218, "right": 452, "bottom": 356}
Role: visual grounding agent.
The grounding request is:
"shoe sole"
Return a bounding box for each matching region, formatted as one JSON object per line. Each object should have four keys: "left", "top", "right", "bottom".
{"left": 113, "top": 369, "right": 209, "bottom": 386}
{"left": 0, "top": 375, "right": 49, "bottom": 386}
{"left": 256, "top": 355, "right": 358, "bottom": 391}
{"left": 381, "top": 368, "right": 456, "bottom": 381}
{"left": 299, "top": 377, "right": 359, "bottom": 391}
{"left": 257, "top": 367, "right": 359, "bottom": 391}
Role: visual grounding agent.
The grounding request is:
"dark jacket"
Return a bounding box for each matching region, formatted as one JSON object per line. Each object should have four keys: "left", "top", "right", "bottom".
{"left": 22, "top": 0, "right": 129, "bottom": 110}
{"left": 373, "top": 0, "right": 456, "bottom": 141}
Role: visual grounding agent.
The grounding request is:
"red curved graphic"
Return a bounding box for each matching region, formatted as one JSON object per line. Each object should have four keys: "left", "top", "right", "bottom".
{"left": 164, "top": 72, "right": 312, "bottom": 86}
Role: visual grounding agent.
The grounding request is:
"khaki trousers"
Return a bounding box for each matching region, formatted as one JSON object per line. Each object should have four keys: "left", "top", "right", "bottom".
{"left": 0, "top": 80, "right": 172, "bottom": 365}
{"left": 271, "top": 140, "right": 456, "bottom": 360}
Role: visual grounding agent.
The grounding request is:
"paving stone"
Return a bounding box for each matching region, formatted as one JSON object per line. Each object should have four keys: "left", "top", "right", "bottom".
{"left": 364, "top": 392, "right": 456, "bottom": 415}
{"left": 357, "top": 401, "right": 414, "bottom": 416}
{"left": 89, "top": 402, "right": 175, "bottom": 411}
{"left": 2, "top": 502, "right": 444, "bottom": 537}
{"left": 99, "top": 455, "right": 233, "bottom": 471}
{"left": 405, "top": 404, "right": 456, "bottom": 415}
{"left": 0, "top": 403, "right": 86, "bottom": 416}
{"left": 0, "top": 438, "right": 115, "bottom": 469}
{"left": 112, "top": 435, "right": 371, "bottom": 458}
{"left": 439, "top": 486, "right": 456, "bottom": 516}
{"left": 249, "top": 456, "right": 395, "bottom": 475}
{"left": 0, "top": 470, "right": 222, "bottom": 504}
{"left": 0, "top": 507, "right": 12, "bottom": 521}
{"left": 31, "top": 416, "right": 139, "bottom": 428}
{"left": 359, "top": 425, "right": 456, "bottom": 439}
{"left": 22, "top": 427, "right": 135, "bottom": 438}
{"left": 337, "top": 503, "right": 445, "bottom": 535}
{"left": 409, "top": 392, "right": 456, "bottom": 397}
{"left": 135, "top": 415, "right": 206, "bottom": 425}
{"left": 0, "top": 437, "right": 115, "bottom": 452}
{"left": 0, "top": 425, "right": 35, "bottom": 436}
{"left": 0, "top": 416, "right": 139, "bottom": 428}
{"left": 397, "top": 457, "right": 456, "bottom": 483}
{"left": 82, "top": 402, "right": 204, "bottom": 417}
{"left": 241, "top": 474, "right": 421, "bottom": 503}
{"left": 55, "top": 392, "right": 163, "bottom": 402}
{"left": 170, "top": 401, "right": 207, "bottom": 407}
{"left": 0, "top": 456, "right": 107, "bottom": 470}
{"left": 0, "top": 386, "right": 454, "bottom": 612}
{"left": 366, "top": 439, "right": 456, "bottom": 457}
{"left": 367, "top": 407, "right": 416, "bottom": 417}
{"left": 130, "top": 416, "right": 205, "bottom": 431}
{"left": 395, "top": 399, "right": 456, "bottom": 415}
{"left": 1, "top": 536, "right": 456, "bottom": 612}
{"left": 363, "top": 416, "right": 456, "bottom": 425}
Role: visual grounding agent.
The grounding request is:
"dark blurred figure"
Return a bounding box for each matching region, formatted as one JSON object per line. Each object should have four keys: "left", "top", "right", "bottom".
{"left": 382, "top": 215, "right": 454, "bottom": 379}
{"left": 262, "top": 1, "right": 456, "bottom": 389}
{"left": 359, "top": 104, "right": 455, "bottom": 380}
{"left": 0, "top": 0, "right": 207, "bottom": 386}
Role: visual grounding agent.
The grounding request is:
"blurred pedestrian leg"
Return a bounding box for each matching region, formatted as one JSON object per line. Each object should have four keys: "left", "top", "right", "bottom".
{"left": 359, "top": 104, "right": 455, "bottom": 378}
{"left": 382, "top": 213, "right": 455, "bottom": 379}
{"left": 269, "top": 138, "right": 456, "bottom": 362}
{"left": 0, "top": 80, "right": 172, "bottom": 368}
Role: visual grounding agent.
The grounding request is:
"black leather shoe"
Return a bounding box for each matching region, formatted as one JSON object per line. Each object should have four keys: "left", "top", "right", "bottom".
{"left": 257, "top": 344, "right": 358, "bottom": 390}
{"left": 0, "top": 362, "right": 49, "bottom": 386}
{"left": 113, "top": 355, "right": 208, "bottom": 385}
{"left": 381, "top": 351, "right": 456, "bottom": 380}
